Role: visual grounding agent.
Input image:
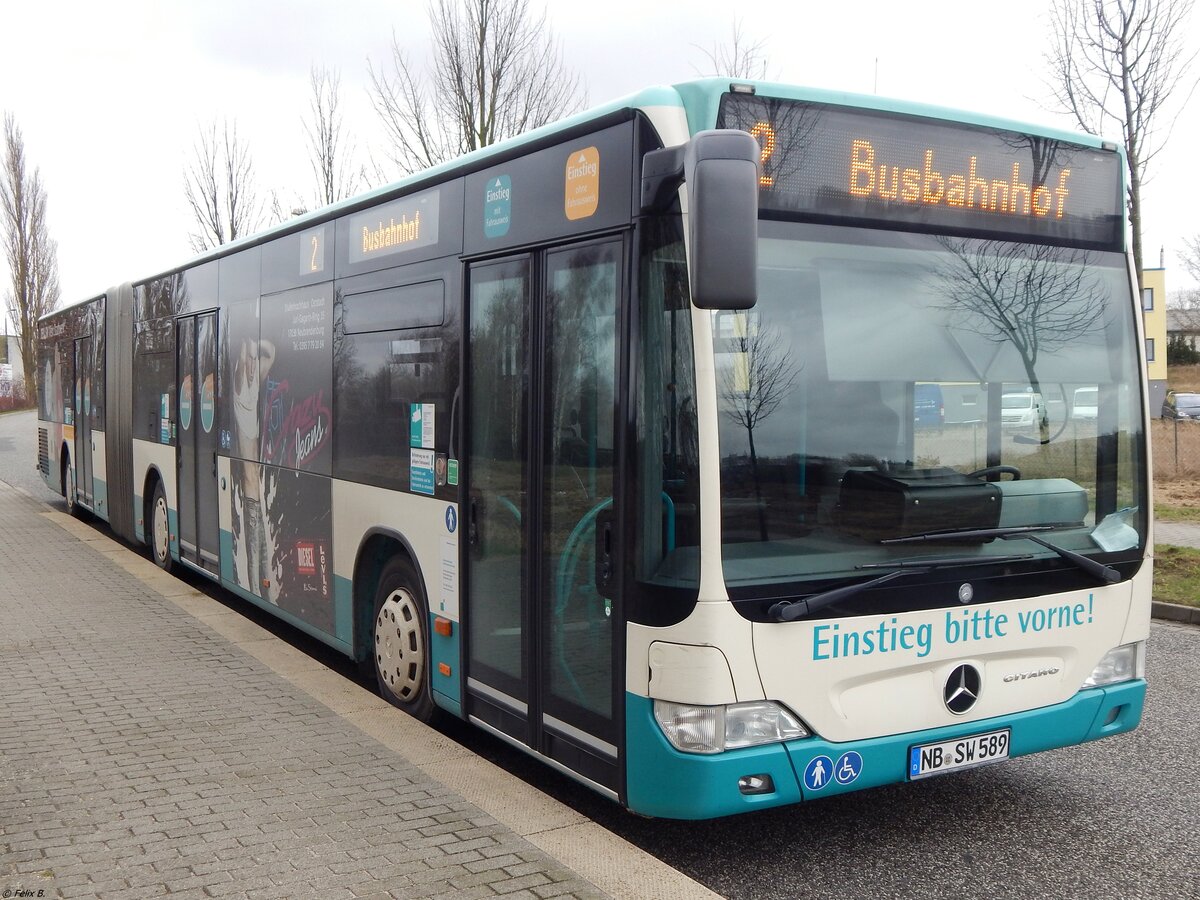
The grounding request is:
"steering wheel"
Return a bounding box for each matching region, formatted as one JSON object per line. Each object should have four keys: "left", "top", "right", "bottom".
{"left": 968, "top": 465, "right": 1021, "bottom": 481}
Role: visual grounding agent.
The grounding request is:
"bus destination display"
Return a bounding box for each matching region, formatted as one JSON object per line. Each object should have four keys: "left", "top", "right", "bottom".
{"left": 717, "top": 93, "right": 1123, "bottom": 248}
{"left": 348, "top": 188, "right": 440, "bottom": 264}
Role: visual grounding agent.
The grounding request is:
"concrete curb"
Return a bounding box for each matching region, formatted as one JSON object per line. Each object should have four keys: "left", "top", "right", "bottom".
{"left": 39, "top": 507, "right": 719, "bottom": 900}
{"left": 1151, "top": 600, "right": 1200, "bottom": 625}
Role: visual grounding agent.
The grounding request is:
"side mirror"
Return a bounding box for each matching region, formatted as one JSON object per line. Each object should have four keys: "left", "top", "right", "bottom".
{"left": 641, "top": 130, "right": 759, "bottom": 309}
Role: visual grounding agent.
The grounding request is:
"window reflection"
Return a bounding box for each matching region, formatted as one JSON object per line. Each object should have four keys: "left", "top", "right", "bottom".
{"left": 714, "top": 223, "right": 1144, "bottom": 588}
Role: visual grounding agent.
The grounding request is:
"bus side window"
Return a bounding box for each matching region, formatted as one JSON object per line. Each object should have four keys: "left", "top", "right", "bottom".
{"left": 636, "top": 223, "right": 699, "bottom": 585}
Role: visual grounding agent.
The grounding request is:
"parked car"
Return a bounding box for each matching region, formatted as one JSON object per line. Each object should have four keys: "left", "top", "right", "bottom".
{"left": 1072, "top": 387, "right": 1098, "bottom": 420}
{"left": 1162, "top": 391, "right": 1200, "bottom": 420}
{"left": 1001, "top": 391, "right": 1045, "bottom": 428}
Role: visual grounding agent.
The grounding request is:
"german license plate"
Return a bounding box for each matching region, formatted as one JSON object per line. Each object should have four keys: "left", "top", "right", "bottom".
{"left": 909, "top": 729, "right": 1010, "bottom": 779}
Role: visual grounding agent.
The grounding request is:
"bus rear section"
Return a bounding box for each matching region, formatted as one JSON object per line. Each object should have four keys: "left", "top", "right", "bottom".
{"left": 36, "top": 296, "right": 111, "bottom": 522}
{"left": 622, "top": 84, "right": 1148, "bottom": 819}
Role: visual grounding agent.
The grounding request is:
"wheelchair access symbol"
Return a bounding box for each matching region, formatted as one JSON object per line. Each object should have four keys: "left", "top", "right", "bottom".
{"left": 834, "top": 751, "right": 863, "bottom": 786}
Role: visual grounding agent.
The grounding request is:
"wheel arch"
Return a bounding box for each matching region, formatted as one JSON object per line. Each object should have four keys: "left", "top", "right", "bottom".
{"left": 59, "top": 442, "right": 72, "bottom": 496}
{"left": 351, "top": 527, "right": 428, "bottom": 665}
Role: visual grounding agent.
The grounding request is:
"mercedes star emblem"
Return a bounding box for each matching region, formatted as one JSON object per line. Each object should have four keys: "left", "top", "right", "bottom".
{"left": 944, "top": 664, "right": 981, "bottom": 715}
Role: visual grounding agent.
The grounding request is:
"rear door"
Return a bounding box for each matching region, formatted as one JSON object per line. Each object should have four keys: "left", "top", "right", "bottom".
{"left": 73, "top": 336, "right": 93, "bottom": 508}
{"left": 176, "top": 311, "right": 221, "bottom": 573}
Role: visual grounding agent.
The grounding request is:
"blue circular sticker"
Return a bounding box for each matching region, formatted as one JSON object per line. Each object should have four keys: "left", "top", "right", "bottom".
{"left": 834, "top": 751, "right": 863, "bottom": 786}
{"left": 445, "top": 506, "right": 458, "bottom": 534}
{"left": 802, "top": 755, "right": 834, "bottom": 792}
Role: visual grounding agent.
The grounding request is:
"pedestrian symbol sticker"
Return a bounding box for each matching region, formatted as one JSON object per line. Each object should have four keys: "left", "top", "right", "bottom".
{"left": 834, "top": 751, "right": 863, "bottom": 786}
{"left": 803, "top": 755, "right": 834, "bottom": 792}
{"left": 445, "top": 506, "right": 458, "bottom": 534}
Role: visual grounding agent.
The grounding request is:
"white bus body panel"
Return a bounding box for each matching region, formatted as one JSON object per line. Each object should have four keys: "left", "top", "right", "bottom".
{"left": 131, "top": 438, "right": 176, "bottom": 541}
{"left": 331, "top": 480, "right": 460, "bottom": 622}
{"left": 91, "top": 430, "right": 108, "bottom": 518}
{"left": 752, "top": 580, "right": 1146, "bottom": 743}
{"left": 627, "top": 601, "right": 763, "bottom": 702}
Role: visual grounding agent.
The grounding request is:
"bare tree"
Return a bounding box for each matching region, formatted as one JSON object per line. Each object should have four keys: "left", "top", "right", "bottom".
{"left": 1044, "top": 0, "right": 1198, "bottom": 286}
{"left": 1, "top": 113, "right": 60, "bottom": 400}
{"left": 368, "top": 0, "right": 585, "bottom": 177}
{"left": 1174, "top": 234, "right": 1200, "bottom": 308}
{"left": 693, "top": 18, "right": 772, "bottom": 80}
{"left": 184, "top": 120, "right": 264, "bottom": 253}
{"left": 303, "top": 66, "right": 362, "bottom": 208}
{"left": 1182, "top": 233, "right": 1200, "bottom": 283}
{"left": 719, "top": 316, "right": 800, "bottom": 540}
{"left": 936, "top": 239, "right": 1111, "bottom": 443}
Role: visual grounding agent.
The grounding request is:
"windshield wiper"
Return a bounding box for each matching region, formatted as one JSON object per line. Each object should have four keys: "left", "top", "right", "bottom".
{"left": 1001, "top": 532, "right": 1121, "bottom": 584}
{"left": 768, "top": 552, "right": 1034, "bottom": 622}
{"left": 883, "top": 525, "right": 1120, "bottom": 584}
{"left": 883, "top": 524, "right": 1065, "bottom": 544}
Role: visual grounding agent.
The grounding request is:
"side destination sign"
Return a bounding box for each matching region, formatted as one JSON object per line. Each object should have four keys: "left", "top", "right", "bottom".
{"left": 717, "top": 93, "right": 1123, "bottom": 249}
{"left": 348, "top": 188, "right": 440, "bottom": 264}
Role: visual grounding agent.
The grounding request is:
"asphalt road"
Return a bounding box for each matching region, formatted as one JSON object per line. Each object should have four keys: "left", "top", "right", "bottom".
{"left": 4, "top": 409, "right": 1198, "bottom": 898}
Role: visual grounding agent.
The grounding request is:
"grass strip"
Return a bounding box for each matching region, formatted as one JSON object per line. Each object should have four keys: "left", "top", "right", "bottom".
{"left": 1153, "top": 544, "right": 1200, "bottom": 608}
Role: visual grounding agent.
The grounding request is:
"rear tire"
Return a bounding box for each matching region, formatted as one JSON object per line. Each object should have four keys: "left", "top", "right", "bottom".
{"left": 149, "top": 481, "right": 174, "bottom": 573}
{"left": 372, "top": 557, "right": 436, "bottom": 722}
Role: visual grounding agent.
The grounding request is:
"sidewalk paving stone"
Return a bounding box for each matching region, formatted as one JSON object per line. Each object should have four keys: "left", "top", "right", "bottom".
{"left": 0, "top": 482, "right": 618, "bottom": 900}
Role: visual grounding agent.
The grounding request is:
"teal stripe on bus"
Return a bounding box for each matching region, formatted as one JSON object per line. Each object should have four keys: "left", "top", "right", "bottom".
{"left": 429, "top": 611, "right": 462, "bottom": 716}
{"left": 625, "top": 680, "right": 1144, "bottom": 819}
{"left": 333, "top": 575, "right": 353, "bottom": 645}
{"left": 673, "top": 78, "right": 1118, "bottom": 157}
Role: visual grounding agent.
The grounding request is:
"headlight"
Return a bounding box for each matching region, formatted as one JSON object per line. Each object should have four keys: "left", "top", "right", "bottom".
{"left": 653, "top": 699, "right": 808, "bottom": 754}
{"left": 1083, "top": 642, "right": 1144, "bottom": 687}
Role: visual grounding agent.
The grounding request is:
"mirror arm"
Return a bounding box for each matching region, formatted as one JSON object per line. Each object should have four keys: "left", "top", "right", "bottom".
{"left": 640, "top": 145, "right": 687, "bottom": 214}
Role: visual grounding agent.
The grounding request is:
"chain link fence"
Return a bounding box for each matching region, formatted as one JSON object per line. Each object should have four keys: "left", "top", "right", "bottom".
{"left": 1152, "top": 419, "right": 1200, "bottom": 478}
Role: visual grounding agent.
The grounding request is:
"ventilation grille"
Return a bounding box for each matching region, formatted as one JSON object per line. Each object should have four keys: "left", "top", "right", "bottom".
{"left": 38, "top": 427, "right": 49, "bottom": 477}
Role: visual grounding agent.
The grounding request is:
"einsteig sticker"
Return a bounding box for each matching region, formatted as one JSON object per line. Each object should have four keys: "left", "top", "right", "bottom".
{"left": 484, "top": 175, "right": 512, "bottom": 238}
{"left": 564, "top": 147, "right": 599, "bottom": 220}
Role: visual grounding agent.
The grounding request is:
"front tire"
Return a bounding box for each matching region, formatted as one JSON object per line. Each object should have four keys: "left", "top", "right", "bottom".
{"left": 62, "top": 456, "right": 81, "bottom": 518}
{"left": 372, "top": 557, "right": 436, "bottom": 722}
{"left": 149, "top": 481, "right": 173, "bottom": 573}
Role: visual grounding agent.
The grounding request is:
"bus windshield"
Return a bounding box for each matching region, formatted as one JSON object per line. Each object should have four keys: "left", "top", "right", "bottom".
{"left": 713, "top": 221, "right": 1145, "bottom": 593}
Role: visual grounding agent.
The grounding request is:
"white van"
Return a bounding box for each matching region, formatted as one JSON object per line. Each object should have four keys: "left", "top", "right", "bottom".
{"left": 1001, "top": 391, "right": 1045, "bottom": 428}
{"left": 1073, "top": 387, "right": 1098, "bottom": 420}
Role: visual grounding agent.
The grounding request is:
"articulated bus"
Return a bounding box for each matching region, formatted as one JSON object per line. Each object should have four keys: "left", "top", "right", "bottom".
{"left": 37, "top": 79, "right": 1149, "bottom": 819}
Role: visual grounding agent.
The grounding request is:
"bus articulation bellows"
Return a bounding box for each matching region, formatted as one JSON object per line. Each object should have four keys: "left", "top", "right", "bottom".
{"left": 37, "top": 79, "right": 1150, "bottom": 819}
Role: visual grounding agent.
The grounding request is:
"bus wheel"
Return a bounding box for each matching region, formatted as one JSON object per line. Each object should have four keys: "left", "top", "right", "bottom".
{"left": 150, "top": 482, "right": 173, "bottom": 573}
{"left": 62, "top": 458, "right": 80, "bottom": 518}
{"left": 372, "top": 557, "right": 435, "bottom": 721}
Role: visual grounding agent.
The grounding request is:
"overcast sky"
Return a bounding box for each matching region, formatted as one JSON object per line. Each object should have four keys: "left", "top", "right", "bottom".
{"left": 2, "top": 0, "right": 1197, "bottom": 327}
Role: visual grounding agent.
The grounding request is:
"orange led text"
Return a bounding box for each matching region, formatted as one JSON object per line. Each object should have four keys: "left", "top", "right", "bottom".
{"left": 361, "top": 212, "right": 422, "bottom": 255}
{"left": 848, "top": 140, "right": 1071, "bottom": 219}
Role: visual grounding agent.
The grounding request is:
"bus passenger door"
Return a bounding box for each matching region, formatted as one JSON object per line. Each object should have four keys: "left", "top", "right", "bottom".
{"left": 465, "top": 238, "right": 624, "bottom": 795}
{"left": 73, "top": 336, "right": 93, "bottom": 509}
{"left": 176, "top": 312, "right": 220, "bottom": 574}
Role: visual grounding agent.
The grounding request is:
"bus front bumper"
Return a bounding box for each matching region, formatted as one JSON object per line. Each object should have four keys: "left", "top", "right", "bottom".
{"left": 624, "top": 679, "right": 1145, "bottom": 819}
